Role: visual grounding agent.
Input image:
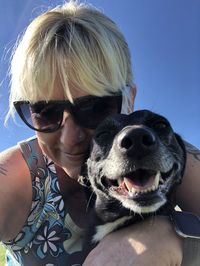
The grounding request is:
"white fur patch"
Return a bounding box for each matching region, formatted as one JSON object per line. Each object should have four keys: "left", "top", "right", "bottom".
{"left": 92, "top": 216, "right": 132, "bottom": 244}
{"left": 110, "top": 190, "right": 166, "bottom": 214}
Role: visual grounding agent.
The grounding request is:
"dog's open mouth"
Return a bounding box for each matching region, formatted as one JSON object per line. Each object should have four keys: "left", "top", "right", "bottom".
{"left": 117, "top": 170, "right": 160, "bottom": 195}
{"left": 105, "top": 168, "right": 174, "bottom": 197}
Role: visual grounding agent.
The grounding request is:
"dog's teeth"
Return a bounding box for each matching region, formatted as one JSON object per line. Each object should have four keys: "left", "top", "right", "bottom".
{"left": 147, "top": 186, "right": 153, "bottom": 193}
{"left": 146, "top": 188, "right": 151, "bottom": 193}
{"left": 152, "top": 185, "right": 156, "bottom": 191}
{"left": 124, "top": 178, "right": 135, "bottom": 192}
{"left": 155, "top": 171, "right": 160, "bottom": 188}
{"left": 131, "top": 187, "right": 135, "bottom": 193}
{"left": 117, "top": 179, "right": 122, "bottom": 186}
{"left": 139, "top": 184, "right": 158, "bottom": 195}
{"left": 159, "top": 176, "right": 165, "bottom": 184}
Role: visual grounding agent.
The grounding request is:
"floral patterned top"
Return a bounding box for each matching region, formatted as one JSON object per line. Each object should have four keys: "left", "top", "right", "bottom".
{"left": 2, "top": 136, "right": 84, "bottom": 266}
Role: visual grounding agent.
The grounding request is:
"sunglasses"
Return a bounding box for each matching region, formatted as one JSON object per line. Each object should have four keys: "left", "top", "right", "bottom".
{"left": 13, "top": 93, "right": 122, "bottom": 132}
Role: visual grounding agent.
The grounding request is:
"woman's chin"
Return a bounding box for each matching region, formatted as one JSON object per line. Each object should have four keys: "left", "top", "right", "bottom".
{"left": 53, "top": 154, "right": 84, "bottom": 179}
{"left": 62, "top": 165, "right": 82, "bottom": 180}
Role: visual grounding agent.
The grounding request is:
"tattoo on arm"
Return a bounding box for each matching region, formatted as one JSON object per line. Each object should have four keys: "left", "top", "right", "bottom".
{"left": 0, "top": 165, "right": 7, "bottom": 176}
{"left": 184, "top": 141, "right": 200, "bottom": 161}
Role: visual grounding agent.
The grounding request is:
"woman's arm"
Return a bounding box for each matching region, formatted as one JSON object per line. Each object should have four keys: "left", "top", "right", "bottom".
{"left": 0, "top": 146, "right": 32, "bottom": 241}
{"left": 83, "top": 216, "right": 183, "bottom": 266}
{"left": 176, "top": 142, "right": 200, "bottom": 215}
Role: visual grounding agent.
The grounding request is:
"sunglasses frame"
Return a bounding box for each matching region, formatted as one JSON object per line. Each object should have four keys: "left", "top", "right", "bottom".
{"left": 13, "top": 93, "right": 122, "bottom": 133}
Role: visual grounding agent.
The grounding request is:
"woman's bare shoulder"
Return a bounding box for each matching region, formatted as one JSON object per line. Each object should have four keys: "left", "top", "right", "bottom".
{"left": 0, "top": 145, "right": 32, "bottom": 241}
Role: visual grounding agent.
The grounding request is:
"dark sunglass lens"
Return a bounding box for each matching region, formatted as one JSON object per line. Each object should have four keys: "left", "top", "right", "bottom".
{"left": 73, "top": 95, "right": 122, "bottom": 129}
{"left": 19, "top": 103, "right": 34, "bottom": 127}
{"left": 17, "top": 102, "right": 63, "bottom": 132}
{"left": 29, "top": 103, "right": 63, "bottom": 131}
{"left": 93, "top": 97, "right": 121, "bottom": 114}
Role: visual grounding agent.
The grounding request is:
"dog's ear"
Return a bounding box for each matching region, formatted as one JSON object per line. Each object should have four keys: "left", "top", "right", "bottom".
{"left": 175, "top": 133, "right": 185, "bottom": 150}
{"left": 175, "top": 133, "right": 187, "bottom": 177}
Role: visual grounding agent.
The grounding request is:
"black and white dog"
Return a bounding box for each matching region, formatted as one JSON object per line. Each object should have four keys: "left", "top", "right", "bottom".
{"left": 80, "top": 110, "right": 186, "bottom": 258}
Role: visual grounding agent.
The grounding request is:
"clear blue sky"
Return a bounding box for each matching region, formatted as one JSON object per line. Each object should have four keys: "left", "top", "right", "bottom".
{"left": 0, "top": 0, "right": 199, "bottom": 151}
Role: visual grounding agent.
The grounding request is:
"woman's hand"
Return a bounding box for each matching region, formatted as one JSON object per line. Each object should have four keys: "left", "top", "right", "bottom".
{"left": 83, "top": 216, "right": 183, "bottom": 266}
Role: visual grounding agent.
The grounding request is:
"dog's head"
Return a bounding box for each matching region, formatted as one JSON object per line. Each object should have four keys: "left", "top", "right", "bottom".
{"left": 83, "top": 110, "right": 186, "bottom": 216}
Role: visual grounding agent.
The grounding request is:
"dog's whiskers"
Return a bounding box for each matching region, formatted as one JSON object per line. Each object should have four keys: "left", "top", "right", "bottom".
{"left": 137, "top": 212, "right": 144, "bottom": 220}
{"left": 86, "top": 191, "right": 96, "bottom": 212}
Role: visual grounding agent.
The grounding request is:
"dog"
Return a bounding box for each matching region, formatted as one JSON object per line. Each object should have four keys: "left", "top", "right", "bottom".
{"left": 79, "top": 110, "right": 186, "bottom": 258}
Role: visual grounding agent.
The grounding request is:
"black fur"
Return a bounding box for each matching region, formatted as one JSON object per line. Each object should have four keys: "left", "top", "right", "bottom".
{"left": 80, "top": 110, "right": 186, "bottom": 260}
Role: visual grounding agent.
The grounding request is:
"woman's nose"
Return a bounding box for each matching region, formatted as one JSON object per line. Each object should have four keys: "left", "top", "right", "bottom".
{"left": 60, "top": 113, "right": 87, "bottom": 147}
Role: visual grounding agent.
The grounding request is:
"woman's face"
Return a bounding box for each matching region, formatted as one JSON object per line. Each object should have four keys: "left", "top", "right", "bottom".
{"left": 36, "top": 84, "right": 93, "bottom": 179}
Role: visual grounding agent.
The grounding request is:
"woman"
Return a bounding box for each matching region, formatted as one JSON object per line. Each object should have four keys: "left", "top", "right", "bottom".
{"left": 0, "top": 1, "right": 200, "bottom": 265}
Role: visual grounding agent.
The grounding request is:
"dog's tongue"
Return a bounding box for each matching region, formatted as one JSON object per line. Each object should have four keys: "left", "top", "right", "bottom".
{"left": 112, "top": 170, "right": 160, "bottom": 195}
{"left": 123, "top": 175, "right": 156, "bottom": 193}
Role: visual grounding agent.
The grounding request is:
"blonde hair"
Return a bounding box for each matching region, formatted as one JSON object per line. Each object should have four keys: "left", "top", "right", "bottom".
{"left": 7, "top": 0, "right": 134, "bottom": 120}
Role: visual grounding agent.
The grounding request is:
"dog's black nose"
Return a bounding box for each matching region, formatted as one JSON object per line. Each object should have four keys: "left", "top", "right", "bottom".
{"left": 117, "top": 126, "right": 157, "bottom": 158}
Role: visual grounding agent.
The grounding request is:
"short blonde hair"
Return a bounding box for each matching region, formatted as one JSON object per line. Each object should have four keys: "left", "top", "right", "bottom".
{"left": 7, "top": 0, "right": 133, "bottom": 119}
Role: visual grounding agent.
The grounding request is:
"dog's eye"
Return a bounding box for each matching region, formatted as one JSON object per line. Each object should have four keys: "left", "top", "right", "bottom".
{"left": 153, "top": 120, "right": 169, "bottom": 130}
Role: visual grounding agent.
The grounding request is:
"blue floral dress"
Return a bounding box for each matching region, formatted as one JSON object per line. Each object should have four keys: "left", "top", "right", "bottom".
{"left": 2, "top": 136, "right": 84, "bottom": 266}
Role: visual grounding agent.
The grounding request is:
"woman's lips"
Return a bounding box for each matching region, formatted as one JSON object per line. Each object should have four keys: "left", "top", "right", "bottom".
{"left": 61, "top": 151, "right": 87, "bottom": 161}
